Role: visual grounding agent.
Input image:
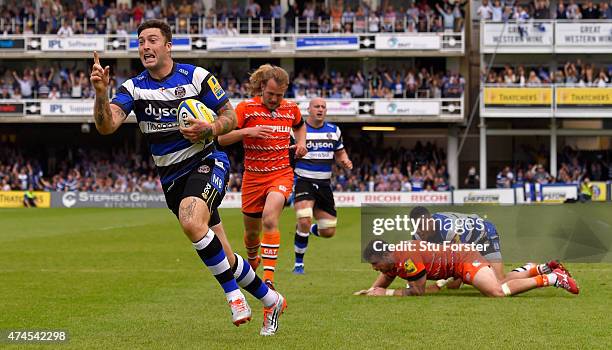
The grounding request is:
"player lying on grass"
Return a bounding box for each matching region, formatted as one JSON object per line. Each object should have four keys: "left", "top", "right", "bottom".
{"left": 409, "top": 206, "right": 506, "bottom": 281}
{"left": 408, "top": 207, "right": 569, "bottom": 289}
{"left": 355, "top": 240, "right": 579, "bottom": 297}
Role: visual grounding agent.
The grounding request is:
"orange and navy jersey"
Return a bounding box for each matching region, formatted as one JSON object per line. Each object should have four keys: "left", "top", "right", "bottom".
{"left": 235, "top": 96, "right": 303, "bottom": 173}
{"left": 385, "top": 241, "right": 486, "bottom": 282}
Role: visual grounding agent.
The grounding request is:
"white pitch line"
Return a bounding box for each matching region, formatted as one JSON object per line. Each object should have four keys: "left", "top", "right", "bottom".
{"left": 99, "top": 223, "right": 154, "bottom": 231}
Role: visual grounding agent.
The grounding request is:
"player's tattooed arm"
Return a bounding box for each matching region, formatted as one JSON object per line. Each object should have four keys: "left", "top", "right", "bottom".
{"left": 94, "top": 93, "right": 110, "bottom": 126}
{"left": 94, "top": 96, "right": 126, "bottom": 135}
{"left": 91, "top": 50, "right": 126, "bottom": 135}
{"left": 212, "top": 101, "right": 237, "bottom": 136}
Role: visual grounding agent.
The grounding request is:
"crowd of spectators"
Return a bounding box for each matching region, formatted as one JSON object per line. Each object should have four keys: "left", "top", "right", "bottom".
{"left": 325, "top": 139, "right": 451, "bottom": 192}
{"left": 0, "top": 66, "right": 128, "bottom": 100}
{"left": 0, "top": 64, "right": 464, "bottom": 100}
{"left": 5, "top": 140, "right": 609, "bottom": 194}
{"left": 225, "top": 139, "right": 451, "bottom": 193}
{"left": 493, "top": 146, "right": 612, "bottom": 188}
{"left": 477, "top": 0, "right": 612, "bottom": 21}
{"left": 0, "top": 145, "right": 161, "bottom": 192}
{"left": 0, "top": 0, "right": 466, "bottom": 36}
{"left": 483, "top": 60, "right": 611, "bottom": 86}
{"left": 1, "top": 140, "right": 451, "bottom": 193}
{"left": 288, "top": 67, "right": 464, "bottom": 99}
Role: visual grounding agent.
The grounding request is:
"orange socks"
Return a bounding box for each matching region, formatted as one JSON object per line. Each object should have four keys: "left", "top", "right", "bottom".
{"left": 261, "top": 231, "right": 280, "bottom": 282}
{"left": 528, "top": 264, "right": 540, "bottom": 277}
{"left": 244, "top": 234, "right": 261, "bottom": 265}
{"left": 535, "top": 274, "right": 551, "bottom": 287}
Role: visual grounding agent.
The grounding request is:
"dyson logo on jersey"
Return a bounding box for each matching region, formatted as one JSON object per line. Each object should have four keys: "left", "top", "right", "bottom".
{"left": 306, "top": 140, "right": 334, "bottom": 150}
{"left": 144, "top": 104, "right": 178, "bottom": 120}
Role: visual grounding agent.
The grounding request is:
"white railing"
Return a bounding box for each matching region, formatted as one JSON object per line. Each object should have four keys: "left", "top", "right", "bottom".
{"left": 0, "top": 31, "right": 464, "bottom": 54}
{"left": 1, "top": 15, "right": 460, "bottom": 36}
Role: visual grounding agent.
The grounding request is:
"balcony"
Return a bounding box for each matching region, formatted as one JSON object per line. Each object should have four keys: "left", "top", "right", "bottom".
{"left": 480, "top": 20, "right": 612, "bottom": 54}
{"left": 0, "top": 97, "right": 464, "bottom": 123}
{"left": 481, "top": 84, "right": 612, "bottom": 118}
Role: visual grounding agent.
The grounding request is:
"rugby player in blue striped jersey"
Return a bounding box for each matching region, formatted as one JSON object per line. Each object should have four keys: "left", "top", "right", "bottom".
{"left": 292, "top": 98, "right": 352, "bottom": 274}
{"left": 90, "top": 19, "right": 285, "bottom": 336}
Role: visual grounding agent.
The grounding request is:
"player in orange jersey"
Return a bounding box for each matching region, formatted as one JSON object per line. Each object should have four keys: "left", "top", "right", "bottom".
{"left": 355, "top": 240, "right": 579, "bottom": 297}
{"left": 218, "top": 64, "right": 307, "bottom": 287}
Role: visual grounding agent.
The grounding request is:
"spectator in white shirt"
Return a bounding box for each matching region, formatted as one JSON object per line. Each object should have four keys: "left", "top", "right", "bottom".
{"left": 48, "top": 86, "right": 60, "bottom": 99}
{"left": 491, "top": 0, "right": 503, "bottom": 21}
{"left": 477, "top": 0, "right": 493, "bottom": 20}
{"left": 12, "top": 69, "right": 34, "bottom": 98}
{"left": 368, "top": 11, "right": 380, "bottom": 32}
{"left": 246, "top": 0, "right": 261, "bottom": 17}
{"left": 596, "top": 70, "right": 609, "bottom": 88}
{"left": 57, "top": 22, "right": 73, "bottom": 36}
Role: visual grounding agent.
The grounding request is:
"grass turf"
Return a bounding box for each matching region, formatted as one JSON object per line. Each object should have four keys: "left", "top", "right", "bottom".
{"left": 1, "top": 206, "right": 611, "bottom": 349}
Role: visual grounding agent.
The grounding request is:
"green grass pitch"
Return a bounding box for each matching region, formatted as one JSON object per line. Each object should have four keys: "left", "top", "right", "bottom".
{"left": 1, "top": 206, "right": 611, "bottom": 349}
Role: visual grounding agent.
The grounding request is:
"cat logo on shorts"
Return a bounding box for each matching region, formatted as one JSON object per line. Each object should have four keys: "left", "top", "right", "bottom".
{"left": 465, "top": 272, "right": 471, "bottom": 282}
{"left": 404, "top": 259, "right": 417, "bottom": 274}
{"left": 279, "top": 185, "right": 287, "bottom": 192}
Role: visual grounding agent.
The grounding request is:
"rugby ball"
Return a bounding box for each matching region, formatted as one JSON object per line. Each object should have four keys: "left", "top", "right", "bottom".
{"left": 177, "top": 98, "right": 216, "bottom": 136}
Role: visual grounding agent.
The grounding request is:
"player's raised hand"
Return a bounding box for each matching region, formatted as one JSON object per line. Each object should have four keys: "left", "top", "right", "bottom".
{"left": 244, "top": 125, "right": 274, "bottom": 138}
{"left": 90, "top": 51, "right": 110, "bottom": 94}
{"left": 180, "top": 117, "right": 213, "bottom": 143}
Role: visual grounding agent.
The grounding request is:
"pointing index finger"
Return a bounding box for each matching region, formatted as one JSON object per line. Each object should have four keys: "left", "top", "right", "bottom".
{"left": 93, "top": 51, "right": 100, "bottom": 65}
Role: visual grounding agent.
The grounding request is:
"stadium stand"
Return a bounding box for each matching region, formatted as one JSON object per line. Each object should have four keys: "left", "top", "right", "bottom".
{"left": 0, "top": 141, "right": 450, "bottom": 193}
{"left": 1, "top": 0, "right": 611, "bottom": 198}
{"left": 0, "top": 65, "right": 463, "bottom": 99}
{"left": 0, "top": 0, "right": 466, "bottom": 35}
{"left": 484, "top": 61, "right": 611, "bottom": 86}
{"left": 476, "top": 0, "right": 612, "bottom": 20}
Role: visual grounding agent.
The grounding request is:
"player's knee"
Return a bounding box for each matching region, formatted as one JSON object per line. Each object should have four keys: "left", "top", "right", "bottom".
{"left": 482, "top": 286, "right": 506, "bottom": 298}
{"left": 318, "top": 228, "right": 335, "bottom": 238}
{"left": 317, "top": 218, "right": 337, "bottom": 232}
{"left": 297, "top": 218, "right": 311, "bottom": 233}
{"left": 180, "top": 220, "right": 208, "bottom": 241}
{"left": 296, "top": 207, "right": 313, "bottom": 220}
{"left": 244, "top": 227, "right": 259, "bottom": 239}
{"left": 262, "top": 215, "right": 278, "bottom": 232}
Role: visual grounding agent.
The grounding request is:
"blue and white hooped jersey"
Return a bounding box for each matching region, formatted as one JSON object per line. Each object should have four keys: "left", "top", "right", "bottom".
{"left": 111, "top": 63, "right": 228, "bottom": 185}
{"left": 430, "top": 212, "right": 495, "bottom": 244}
{"left": 295, "top": 121, "right": 344, "bottom": 181}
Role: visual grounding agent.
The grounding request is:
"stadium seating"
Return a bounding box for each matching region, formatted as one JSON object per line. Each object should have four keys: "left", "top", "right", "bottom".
{"left": 0, "top": 0, "right": 466, "bottom": 35}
